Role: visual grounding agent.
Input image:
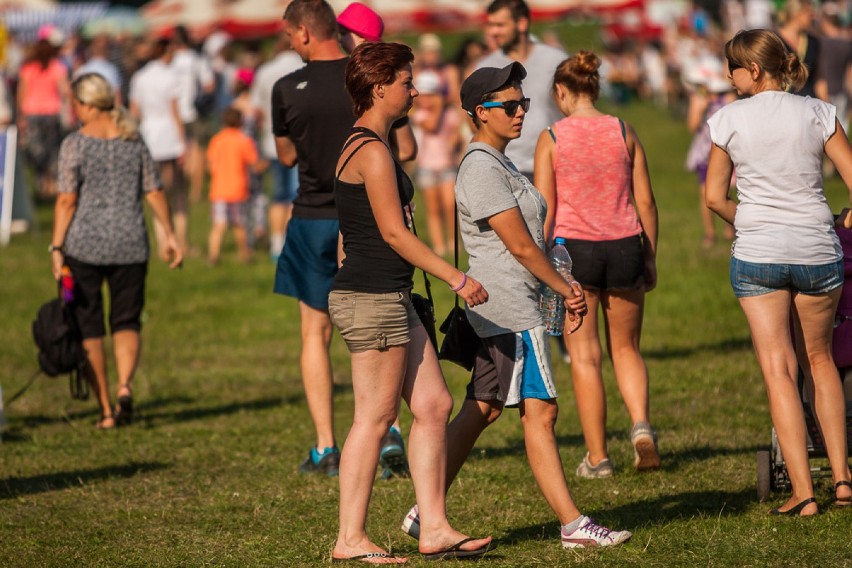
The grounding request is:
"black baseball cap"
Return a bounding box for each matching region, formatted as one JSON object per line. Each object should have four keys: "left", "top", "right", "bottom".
{"left": 460, "top": 62, "right": 527, "bottom": 117}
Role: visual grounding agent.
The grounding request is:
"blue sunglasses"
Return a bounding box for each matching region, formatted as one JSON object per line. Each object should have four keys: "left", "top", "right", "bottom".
{"left": 481, "top": 98, "right": 530, "bottom": 116}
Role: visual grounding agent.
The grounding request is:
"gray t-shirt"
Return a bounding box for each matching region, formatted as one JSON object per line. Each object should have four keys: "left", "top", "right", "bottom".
{"left": 476, "top": 42, "right": 567, "bottom": 174}
{"left": 59, "top": 132, "right": 161, "bottom": 265}
{"left": 456, "top": 143, "right": 546, "bottom": 337}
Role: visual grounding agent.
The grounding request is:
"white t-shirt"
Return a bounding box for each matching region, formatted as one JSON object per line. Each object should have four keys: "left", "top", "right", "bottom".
{"left": 129, "top": 60, "right": 184, "bottom": 161}
{"left": 171, "top": 48, "right": 214, "bottom": 124}
{"left": 476, "top": 42, "right": 567, "bottom": 174}
{"left": 708, "top": 91, "right": 841, "bottom": 264}
{"left": 250, "top": 50, "right": 305, "bottom": 159}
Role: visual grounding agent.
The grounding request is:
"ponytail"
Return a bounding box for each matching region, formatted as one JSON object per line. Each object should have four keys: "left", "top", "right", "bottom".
{"left": 782, "top": 51, "right": 808, "bottom": 92}
{"left": 110, "top": 106, "right": 139, "bottom": 141}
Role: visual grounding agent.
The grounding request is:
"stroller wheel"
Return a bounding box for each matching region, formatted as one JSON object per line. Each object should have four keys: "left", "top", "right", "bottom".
{"left": 757, "top": 450, "right": 771, "bottom": 502}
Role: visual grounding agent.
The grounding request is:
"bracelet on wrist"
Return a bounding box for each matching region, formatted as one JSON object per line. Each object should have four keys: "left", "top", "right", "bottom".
{"left": 450, "top": 272, "right": 467, "bottom": 292}
{"left": 48, "top": 244, "right": 64, "bottom": 254}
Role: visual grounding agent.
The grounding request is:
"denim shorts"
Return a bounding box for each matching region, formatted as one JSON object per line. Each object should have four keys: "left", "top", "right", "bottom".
{"left": 328, "top": 289, "right": 420, "bottom": 353}
{"left": 729, "top": 257, "right": 844, "bottom": 298}
{"left": 269, "top": 160, "right": 299, "bottom": 204}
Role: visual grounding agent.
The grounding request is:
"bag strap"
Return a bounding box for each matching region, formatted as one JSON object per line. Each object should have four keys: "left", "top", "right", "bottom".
{"left": 336, "top": 127, "right": 384, "bottom": 179}
{"left": 406, "top": 203, "right": 434, "bottom": 309}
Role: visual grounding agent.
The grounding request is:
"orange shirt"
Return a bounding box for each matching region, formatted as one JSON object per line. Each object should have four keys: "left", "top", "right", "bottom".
{"left": 206, "top": 127, "right": 259, "bottom": 202}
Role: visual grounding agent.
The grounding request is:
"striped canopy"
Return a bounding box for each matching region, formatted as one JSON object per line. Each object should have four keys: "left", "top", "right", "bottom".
{"left": 2, "top": 3, "right": 108, "bottom": 43}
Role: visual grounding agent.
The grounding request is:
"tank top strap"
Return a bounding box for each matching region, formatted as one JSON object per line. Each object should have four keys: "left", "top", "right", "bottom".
{"left": 337, "top": 127, "right": 385, "bottom": 179}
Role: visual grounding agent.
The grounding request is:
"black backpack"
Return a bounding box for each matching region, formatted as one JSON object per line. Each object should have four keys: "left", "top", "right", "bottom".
{"left": 31, "top": 297, "right": 89, "bottom": 399}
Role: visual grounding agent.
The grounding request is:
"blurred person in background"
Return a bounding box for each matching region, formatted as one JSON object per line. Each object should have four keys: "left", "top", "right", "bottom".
{"left": 51, "top": 73, "right": 182, "bottom": 429}
{"left": 777, "top": 0, "right": 820, "bottom": 98}
{"left": 17, "top": 35, "right": 71, "bottom": 200}
{"left": 476, "top": 0, "right": 566, "bottom": 182}
{"left": 75, "top": 34, "right": 122, "bottom": 106}
{"left": 171, "top": 25, "right": 215, "bottom": 206}
{"left": 250, "top": 34, "right": 304, "bottom": 261}
{"left": 411, "top": 70, "right": 461, "bottom": 256}
{"left": 129, "top": 38, "right": 188, "bottom": 259}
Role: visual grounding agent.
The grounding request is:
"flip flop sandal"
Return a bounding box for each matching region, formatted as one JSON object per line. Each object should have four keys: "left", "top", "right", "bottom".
{"left": 422, "top": 538, "right": 494, "bottom": 561}
{"left": 331, "top": 552, "right": 404, "bottom": 564}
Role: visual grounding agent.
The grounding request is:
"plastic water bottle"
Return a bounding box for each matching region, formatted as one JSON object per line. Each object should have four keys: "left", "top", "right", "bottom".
{"left": 540, "top": 238, "right": 574, "bottom": 336}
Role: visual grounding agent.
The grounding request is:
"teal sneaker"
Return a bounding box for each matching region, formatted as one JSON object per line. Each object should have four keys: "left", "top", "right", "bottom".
{"left": 300, "top": 445, "right": 340, "bottom": 476}
{"left": 379, "top": 427, "right": 410, "bottom": 479}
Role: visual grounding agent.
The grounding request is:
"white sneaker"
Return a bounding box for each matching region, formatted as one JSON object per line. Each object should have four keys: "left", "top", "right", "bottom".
{"left": 561, "top": 516, "right": 632, "bottom": 548}
{"left": 576, "top": 453, "right": 613, "bottom": 479}
{"left": 400, "top": 504, "right": 420, "bottom": 540}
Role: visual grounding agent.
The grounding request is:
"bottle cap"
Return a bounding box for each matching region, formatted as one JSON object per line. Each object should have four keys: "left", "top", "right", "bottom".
{"left": 554, "top": 237, "right": 567, "bottom": 245}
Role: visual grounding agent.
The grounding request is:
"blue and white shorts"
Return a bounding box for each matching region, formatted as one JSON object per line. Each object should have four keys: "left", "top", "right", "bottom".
{"left": 466, "top": 325, "right": 557, "bottom": 407}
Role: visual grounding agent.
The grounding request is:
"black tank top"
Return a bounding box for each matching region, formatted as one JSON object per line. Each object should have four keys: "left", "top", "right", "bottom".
{"left": 332, "top": 127, "right": 416, "bottom": 293}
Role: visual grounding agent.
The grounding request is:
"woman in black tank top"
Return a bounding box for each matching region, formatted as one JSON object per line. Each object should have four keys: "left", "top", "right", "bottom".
{"left": 329, "top": 42, "right": 492, "bottom": 563}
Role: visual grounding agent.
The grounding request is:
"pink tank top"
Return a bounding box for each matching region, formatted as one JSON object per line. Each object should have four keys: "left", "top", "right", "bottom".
{"left": 552, "top": 115, "right": 642, "bottom": 241}
{"left": 19, "top": 60, "right": 66, "bottom": 116}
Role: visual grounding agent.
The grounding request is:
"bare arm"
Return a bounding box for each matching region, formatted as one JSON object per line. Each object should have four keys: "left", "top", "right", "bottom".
{"left": 488, "top": 207, "right": 586, "bottom": 316}
{"left": 359, "top": 143, "right": 485, "bottom": 305}
{"left": 170, "top": 98, "right": 185, "bottom": 160}
{"left": 390, "top": 120, "right": 417, "bottom": 162}
{"left": 825, "top": 117, "right": 852, "bottom": 228}
{"left": 145, "top": 189, "right": 183, "bottom": 268}
{"left": 626, "top": 124, "right": 659, "bottom": 291}
{"left": 275, "top": 135, "right": 298, "bottom": 167}
{"left": 533, "top": 128, "right": 557, "bottom": 244}
{"left": 686, "top": 91, "right": 709, "bottom": 133}
{"left": 50, "top": 193, "right": 77, "bottom": 279}
{"left": 705, "top": 144, "right": 737, "bottom": 225}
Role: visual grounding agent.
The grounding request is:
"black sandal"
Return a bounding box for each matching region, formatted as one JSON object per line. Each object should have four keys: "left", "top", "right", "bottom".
{"left": 834, "top": 480, "right": 852, "bottom": 507}
{"left": 770, "top": 497, "right": 817, "bottom": 516}
{"left": 115, "top": 387, "right": 133, "bottom": 426}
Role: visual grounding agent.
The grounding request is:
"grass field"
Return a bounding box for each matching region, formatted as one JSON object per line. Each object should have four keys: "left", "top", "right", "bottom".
{"left": 2, "top": 64, "right": 852, "bottom": 566}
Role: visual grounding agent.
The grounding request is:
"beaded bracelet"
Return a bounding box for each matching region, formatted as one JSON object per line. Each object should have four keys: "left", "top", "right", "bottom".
{"left": 450, "top": 272, "right": 467, "bottom": 292}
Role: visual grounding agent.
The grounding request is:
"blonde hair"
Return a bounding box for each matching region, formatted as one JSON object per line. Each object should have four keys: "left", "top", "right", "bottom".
{"left": 725, "top": 29, "right": 808, "bottom": 92}
{"left": 72, "top": 73, "right": 139, "bottom": 140}
{"left": 552, "top": 50, "right": 601, "bottom": 100}
{"left": 776, "top": 0, "right": 811, "bottom": 26}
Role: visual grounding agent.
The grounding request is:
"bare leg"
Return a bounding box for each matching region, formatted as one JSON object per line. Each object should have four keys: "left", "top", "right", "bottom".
{"left": 207, "top": 222, "right": 227, "bottom": 264}
{"left": 334, "top": 345, "right": 408, "bottom": 563}
{"left": 422, "top": 187, "right": 445, "bottom": 255}
{"left": 602, "top": 288, "right": 650, "bottom": 425}
{"left": 519, "top": 398, "right": 582, "bottom": 524}
{"left": 792, "top": 289, "right": 852, "bottom": 499}
{"left": 300, "top": 302, "right": 336, "bottom": 451}
{"left": 445, "top": 399, "right": 503, "bottom": 487}
{"left": 565, "top": 290, "right": 609, "bottom": 464}
{"left": 112, "top": 330, "right": 139, "bottom": 396}
{"left": 187, "top": 140, "right": 205, "bottom": 204}
{"left": 438, "top": 178, "right": 456, "bottom": 254}
{"left": 232, "top": 224, "right": 251, "bottom": 263}
{"left": 82, "top": 337, "right": 113, "bottom": 426}
{"left": 401, "top": 325, "right": 492, "bottom": 555}
{"left": 268, "top": 202, "right": 292, "bottom": 258}
{"left": 739, "top": 291, "right": 817, "bottom": 515}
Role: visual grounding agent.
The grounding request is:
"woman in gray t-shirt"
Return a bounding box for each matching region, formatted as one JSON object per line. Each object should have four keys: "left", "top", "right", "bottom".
{"left": 411, "top": 62, "right": 633, "bottom": 549}
{"left": 51, "top": 73, "right": 182, "bottom": 430}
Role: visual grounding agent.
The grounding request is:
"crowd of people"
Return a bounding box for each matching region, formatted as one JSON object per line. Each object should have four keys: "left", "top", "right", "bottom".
{"left": 2, "top": 0, "right": 851, "bottom": 563}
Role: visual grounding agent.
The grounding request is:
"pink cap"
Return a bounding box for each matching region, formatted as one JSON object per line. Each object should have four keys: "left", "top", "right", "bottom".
{"left": 337, "top": 2, "right": 384, "bottom": 42}
{"left": 235, "top": 68, "right": 254, "bottom": 87}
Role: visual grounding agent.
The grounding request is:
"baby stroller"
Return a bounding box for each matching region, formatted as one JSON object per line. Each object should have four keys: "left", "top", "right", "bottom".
{"left": 756, "top": 225, "right": 852, "bottom": 501}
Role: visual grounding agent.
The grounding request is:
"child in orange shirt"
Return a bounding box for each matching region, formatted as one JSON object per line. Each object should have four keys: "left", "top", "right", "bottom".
{"left": 206, "top": 107, "right": 260, "bottom": 264}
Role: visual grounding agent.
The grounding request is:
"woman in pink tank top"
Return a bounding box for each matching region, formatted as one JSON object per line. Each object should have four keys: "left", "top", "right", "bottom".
{"left": 534, "top": 51, "right": 660, "bottom": 478}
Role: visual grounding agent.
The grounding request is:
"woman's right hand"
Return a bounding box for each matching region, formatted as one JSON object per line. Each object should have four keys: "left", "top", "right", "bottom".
{"left": 454, "top": 274, "right": 488, "bottom": 307}
{"left": 51, "top": 250, "right": 64, "bottom": 281}
{"left": 836, "top": 208, "right": 852, "bottom": 229}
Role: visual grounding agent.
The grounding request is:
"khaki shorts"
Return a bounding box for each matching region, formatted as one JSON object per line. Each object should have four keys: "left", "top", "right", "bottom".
{"left": 328, "top": 289, "right": 420, "bottom": 353}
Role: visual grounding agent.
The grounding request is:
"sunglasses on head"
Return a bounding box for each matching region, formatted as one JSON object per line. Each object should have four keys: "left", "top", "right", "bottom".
{"left": 727, "top": 60, "right": 743, "bottom": 74}
{"left": 481, "top": 97, "right": 531, "bottom": 116}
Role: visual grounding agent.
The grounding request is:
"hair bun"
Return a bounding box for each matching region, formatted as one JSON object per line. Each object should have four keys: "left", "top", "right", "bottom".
{"left": 575, "top": 50, "right": 601, "bottom": 74}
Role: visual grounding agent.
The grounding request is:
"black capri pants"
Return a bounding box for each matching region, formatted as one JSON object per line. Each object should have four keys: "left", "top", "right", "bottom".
{"left": 64, "top": 256, "right": 148, "bottom": 339}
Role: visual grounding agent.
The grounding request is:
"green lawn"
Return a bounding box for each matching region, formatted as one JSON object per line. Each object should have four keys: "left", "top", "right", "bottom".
{"left": 2, "top": 97, "right": 852, "bottom": 565}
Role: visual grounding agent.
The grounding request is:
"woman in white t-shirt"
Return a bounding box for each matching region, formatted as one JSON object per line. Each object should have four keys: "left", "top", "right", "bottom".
{"left": 706, "top": 29, "right": 852, "bottom": 516}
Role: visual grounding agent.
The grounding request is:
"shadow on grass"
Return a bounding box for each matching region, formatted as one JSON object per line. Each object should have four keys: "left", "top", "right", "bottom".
{"left": 0, "top": 461, "right": 169, "bottom": 499}
{"left": 140, "top": 396, "right": 288, "bottom": 425}
{"left": 469, "top": 433, "right": 587, "bottom": 461}
{"left": 644, "top": 336, "right": 752, "bottom": 360}
{"left": 660, "top": 444, "right": 765, "bottom": 472}
{"left": 500, "top": 488, "right": 755, "bottom": 544}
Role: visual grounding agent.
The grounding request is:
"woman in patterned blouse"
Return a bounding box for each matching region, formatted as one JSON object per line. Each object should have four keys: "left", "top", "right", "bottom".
{"left": 51, "top": 73, "right": 183, "bottom": 429}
